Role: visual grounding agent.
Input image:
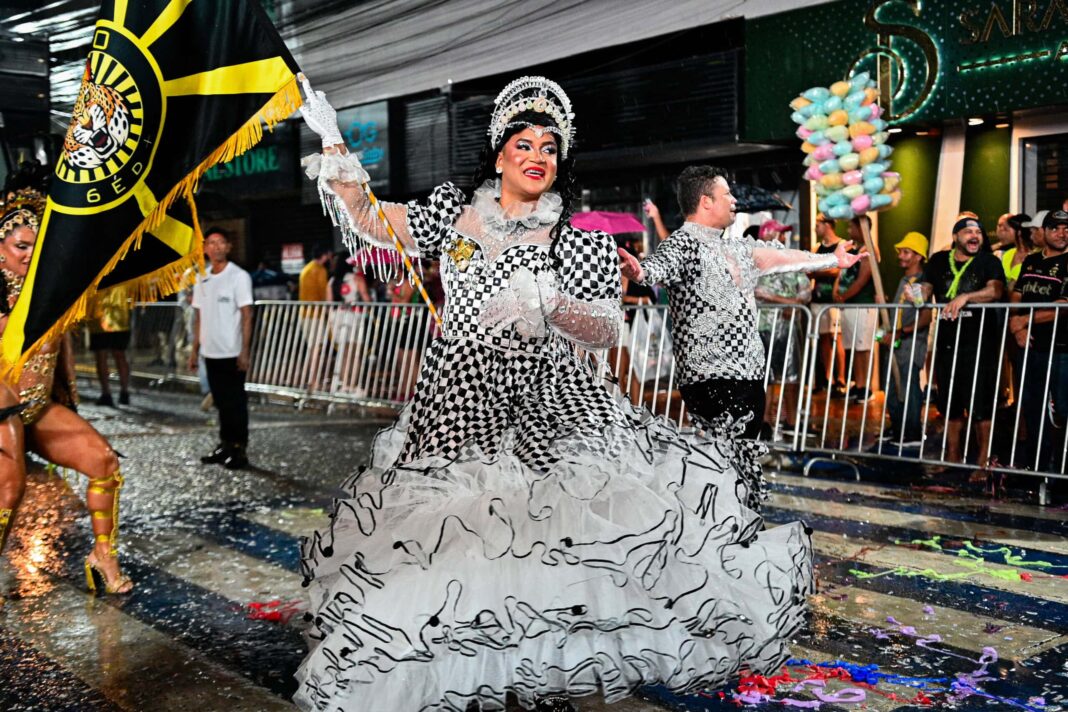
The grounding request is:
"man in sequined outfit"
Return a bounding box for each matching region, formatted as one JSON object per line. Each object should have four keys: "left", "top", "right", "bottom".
{"left": 619, "top": 166, "right": 864, "bottom": 439}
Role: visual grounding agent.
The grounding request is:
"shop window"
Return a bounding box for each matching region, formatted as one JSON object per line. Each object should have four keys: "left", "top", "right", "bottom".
{"left": 1022, "top": 133, "right": 1068, "bottom": 215}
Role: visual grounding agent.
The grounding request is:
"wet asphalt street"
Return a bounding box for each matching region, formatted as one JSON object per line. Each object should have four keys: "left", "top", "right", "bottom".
{"left": 1, "top": 381, "right": 1066, "bottom": 711}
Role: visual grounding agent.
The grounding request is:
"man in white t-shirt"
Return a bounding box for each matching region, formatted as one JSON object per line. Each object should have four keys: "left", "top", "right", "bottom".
{"left": 188, "top": 228, "right": 254, "bottom": 469}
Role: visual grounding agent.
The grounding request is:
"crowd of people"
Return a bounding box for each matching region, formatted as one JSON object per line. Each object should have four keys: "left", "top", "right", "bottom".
{"left": 756, "top": 206, "right": 1068, "bottom": 487}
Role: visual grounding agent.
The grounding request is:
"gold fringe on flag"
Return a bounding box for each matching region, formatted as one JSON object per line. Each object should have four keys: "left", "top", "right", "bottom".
{"left": 6, "top": 78, "right": 302, "bottom": 379}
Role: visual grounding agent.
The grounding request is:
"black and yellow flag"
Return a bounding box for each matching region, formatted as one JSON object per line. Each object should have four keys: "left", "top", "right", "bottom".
{"left": 3, "top": 0, "right": 301, "bottom": 370}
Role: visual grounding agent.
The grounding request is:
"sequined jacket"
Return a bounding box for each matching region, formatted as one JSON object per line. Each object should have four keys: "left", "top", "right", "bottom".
{"left": 640, "top": 223, "right": 837, "bottom": 384}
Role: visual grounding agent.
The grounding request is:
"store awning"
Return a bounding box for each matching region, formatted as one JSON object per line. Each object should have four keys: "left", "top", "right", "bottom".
{"left": 286, "top": 0, "right": 836, "bottom": 109}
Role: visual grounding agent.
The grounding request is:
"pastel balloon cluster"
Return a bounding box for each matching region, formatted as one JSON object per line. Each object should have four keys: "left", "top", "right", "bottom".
{"left": 790, "top": 72, "right": 902, "bottom": 220}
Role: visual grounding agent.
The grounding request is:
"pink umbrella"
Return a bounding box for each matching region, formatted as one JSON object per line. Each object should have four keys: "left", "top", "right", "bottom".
{"left": 570, "top": 211, "right": 646, "bottom": 234}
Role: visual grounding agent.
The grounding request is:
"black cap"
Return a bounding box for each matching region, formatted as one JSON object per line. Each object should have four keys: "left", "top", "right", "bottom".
{"left": 1043, "top": 210, "right": 1068, "bottom": 228}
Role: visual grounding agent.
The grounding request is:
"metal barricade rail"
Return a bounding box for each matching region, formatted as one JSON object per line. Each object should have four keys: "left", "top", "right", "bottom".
{"left": 77, "top": 299, "right": 1068, "bottom": 498}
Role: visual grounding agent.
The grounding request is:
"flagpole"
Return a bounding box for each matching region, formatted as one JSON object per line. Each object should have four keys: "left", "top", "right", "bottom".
{"left": 358, "top": 179, "right": 442, "bottom": 327}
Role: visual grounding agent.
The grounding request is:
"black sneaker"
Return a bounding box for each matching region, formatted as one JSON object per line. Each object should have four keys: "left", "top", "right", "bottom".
{"left": 95, "top": 393, "right": 115, "bottom": 407}
{"left": 118, "top": 391, "right": 130, "bottom": 406}
{"left": 831, "top": 383, "right": 849, "bottom": 397}
{"left": 223, "top": 448, "right": 249, "bottom": 470}
{"left": 200, "top": 445, "right": 230, "bottom": 465}
{"left": 849, "top": 386, "right": 873, "bottom": 402}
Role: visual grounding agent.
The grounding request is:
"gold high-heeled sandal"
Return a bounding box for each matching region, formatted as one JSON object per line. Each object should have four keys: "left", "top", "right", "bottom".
{"left": 84, "top": 470, "right": 133, "bottom": 595}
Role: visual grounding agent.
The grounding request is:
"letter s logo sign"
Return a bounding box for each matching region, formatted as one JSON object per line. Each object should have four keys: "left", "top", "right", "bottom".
{"left": 850, "top": 0, "right": 939, "bottom": 122}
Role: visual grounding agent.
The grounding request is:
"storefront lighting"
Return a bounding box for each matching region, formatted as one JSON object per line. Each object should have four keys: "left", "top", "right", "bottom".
{"left": 968, "top": 118, "right": 984, "bottom": 126}
{"left": 916, "top": 130, "right": 931, "bottom": 136}
{"left": 995, "top": 122, "right": 1010, "bottom": 129}
{"left": 888, "top": 127, "right": 902, "bottom": 134}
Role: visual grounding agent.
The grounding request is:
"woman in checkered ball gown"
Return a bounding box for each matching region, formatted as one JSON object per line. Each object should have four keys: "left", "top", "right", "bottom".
{"left": 293, "top": 75, "right": 812, "bottom": 712}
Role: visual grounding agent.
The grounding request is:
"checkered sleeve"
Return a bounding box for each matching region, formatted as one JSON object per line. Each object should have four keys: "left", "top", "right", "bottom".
{"left": 406, "top": 182, "right": 466, "bottom": 259}
{"left": 639, "top": 231, "right": 690, "bottom": 287}
{"left": 544, "top": 227, "right": 622, "bottom": 349}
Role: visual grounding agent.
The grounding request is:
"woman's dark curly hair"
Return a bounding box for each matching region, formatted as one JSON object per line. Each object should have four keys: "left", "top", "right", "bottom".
{"left": 470, "top": 110, "right": 578, "bottom": 267}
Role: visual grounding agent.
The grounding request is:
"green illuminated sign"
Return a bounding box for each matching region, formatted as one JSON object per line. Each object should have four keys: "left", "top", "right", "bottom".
{"left": 746, "top": 0, "right": 1068, "bottom": 141}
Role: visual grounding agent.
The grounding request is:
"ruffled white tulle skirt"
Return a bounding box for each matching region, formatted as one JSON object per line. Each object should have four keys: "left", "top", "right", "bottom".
{"left": 294, "top": 390, "right": 812, "bottom": 711}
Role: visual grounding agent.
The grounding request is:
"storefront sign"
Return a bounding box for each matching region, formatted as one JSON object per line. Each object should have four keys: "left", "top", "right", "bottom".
{"left": 335, "top": 100, "right": 390, "bottom": 192}
{"left": 281, "top": 242, "right": 304, "bottom": 275}
{"left": 746, "top": 0, "right": 1068, "bottom": 140}
{"left": 203, "top": 121, "right": 297, "bottom": 195}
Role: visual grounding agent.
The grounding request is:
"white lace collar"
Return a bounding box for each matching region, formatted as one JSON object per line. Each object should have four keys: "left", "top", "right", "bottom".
{"left": 471, "top": 180, "right": 563, "bottom": 235}
{"left": 682, "top": 221, "right": 725, "bottom": 244}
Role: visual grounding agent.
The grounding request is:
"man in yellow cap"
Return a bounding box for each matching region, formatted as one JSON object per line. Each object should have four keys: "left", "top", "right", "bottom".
{"left": 877, "top": 231, "right": 932, "bottom": 445}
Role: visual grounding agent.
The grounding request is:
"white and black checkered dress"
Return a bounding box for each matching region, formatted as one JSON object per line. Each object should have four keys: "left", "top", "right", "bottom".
{"left": 297, "top": 184, "right": 812, "bottom": 712}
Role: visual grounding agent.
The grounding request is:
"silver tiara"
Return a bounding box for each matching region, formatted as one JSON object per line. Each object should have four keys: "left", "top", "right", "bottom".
{"left": 488, "top": 76, "right": 575, "bottom": 158}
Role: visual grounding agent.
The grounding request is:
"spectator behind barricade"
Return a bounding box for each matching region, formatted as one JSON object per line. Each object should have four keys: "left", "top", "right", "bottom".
{"left": 1025, "top": 211, "right": 1048, "bottom": 253}
{"left": 919, "top": 217, "right": 1005, "bottom": 479}
{"left": 754, "top": 220, "right": 809, "bottom": 438}
{"left": 833, "top": 215, "right": 878, "bottom": 402}
{"left": 328, "top": 257, "right": 372, "bottom": 395}
{"left": 298, "top": 243, "right": 334, "bottom": 391}
{"left": 878, "top": 232, "right": 931, "bottom": 445}
{"left": 810, "top": 213, "right": 847, "bottom": 395}
{"left": 251, "top": 259, "right": 291, "bottom": 301}
{"left": 644, "top": 199, "right": 670, "bottom": 241}
{"left": 1008, "top": 209, "right": 1068, "bottom": 472}
{"left": 299, "top": 244, "right": 332, "bottom": 304}
{"left": 998, "top": 214, "right": 1035, "bottom": 292}
{"left": 88, "top": 291, "right": 132, "bottom": 407}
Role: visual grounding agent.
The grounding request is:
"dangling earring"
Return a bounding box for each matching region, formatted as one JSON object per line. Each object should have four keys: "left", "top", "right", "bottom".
{"left": 495, "top": 166, "right": 502, "bottom": 174}
{"left": 0, "top": 255, "right": 6, "bottom": 263}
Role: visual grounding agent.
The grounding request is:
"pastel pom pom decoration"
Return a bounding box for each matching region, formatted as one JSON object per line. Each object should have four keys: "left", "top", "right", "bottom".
{"left": 850, "top": 195, "right": 871, "bottom": 213}
{"left": 869, "top": 194, "right": 893, "bottom": 209}
{"left": 842, "top": 170, "right": 863, "bottom": 186}
{"left": 813, "top": 143, "right": 836, "bottom": 161}
{"left": 791, "top": 73, "right": 901, "bottom": 217}
{"left": 851, "top": 134, "right": 873, "bottom": 151}
{"left": 858, "top": 146, "right": 880, "bottom": 165}
{"left": 825, "top": 125, "right": 850, "bottom": 143}
{"left": 842, "top": 184, "right": 864, "bottom": 200}
{"left": 828, "top": 109, "right": 849, "bottom": 126}
{"left": 802, "top": 86, "right": 831, "bottom": 102}
{"left": 838, "top": 152, "right": 860, "bottom": 171}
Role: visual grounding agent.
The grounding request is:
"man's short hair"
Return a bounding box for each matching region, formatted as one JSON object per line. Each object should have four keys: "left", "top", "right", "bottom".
{"left": 311, "top": 242, "right": 333, "bottom": 259}
{"left": 204, "top": 226, "right": 231, "bottom": 243}
{"left": 850, "top": 214, "right": 872, "bottom": 231}
{"left": 676, "top": 165, "right": 729, "bottom": 217}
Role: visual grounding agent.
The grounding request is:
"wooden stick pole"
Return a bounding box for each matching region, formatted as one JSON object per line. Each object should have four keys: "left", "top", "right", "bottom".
{"left": 858, "top": 218, "right": 902, "bottom": 397}
{"left": 360, "top": 180, "right": 442, "bottom": 327}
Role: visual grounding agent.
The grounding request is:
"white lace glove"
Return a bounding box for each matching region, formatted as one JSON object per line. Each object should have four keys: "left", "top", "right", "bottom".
{"left": 479, "top": 268, "right": 550, "bottom": 338}
{"left": 298, "top": 73, "right": 344, "bottom": 149}
{"left": 479, "top": 269, "right": 622, "bottom": 349}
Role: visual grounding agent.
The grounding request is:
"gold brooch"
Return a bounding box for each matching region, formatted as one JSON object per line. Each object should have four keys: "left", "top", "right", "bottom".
{"left": 445, "top": 237, "right": 476, "bottom": 272}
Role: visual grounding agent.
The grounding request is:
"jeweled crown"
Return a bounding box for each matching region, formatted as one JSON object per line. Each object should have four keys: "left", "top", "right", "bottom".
{"left": 488, "top": 76, "right": 575, "bottom": 158}
{"left": 0, "top": 187, "right": 45, "bottom": 239}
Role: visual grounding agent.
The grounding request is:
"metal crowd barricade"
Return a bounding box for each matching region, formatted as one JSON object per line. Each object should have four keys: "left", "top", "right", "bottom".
{"left": 803, "top": 302, "right": 1067, "bottom": 502}
{"left": 81, "top": 298, "right": 1067, "bottom": 499}
{"left": 247, "top": 300, "right": 436, "bottom": 405}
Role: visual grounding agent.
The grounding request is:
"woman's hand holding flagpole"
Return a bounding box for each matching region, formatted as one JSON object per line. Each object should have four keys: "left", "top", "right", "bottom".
{"left": 298, "top": 73, "right": 442, "bottom": 327}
